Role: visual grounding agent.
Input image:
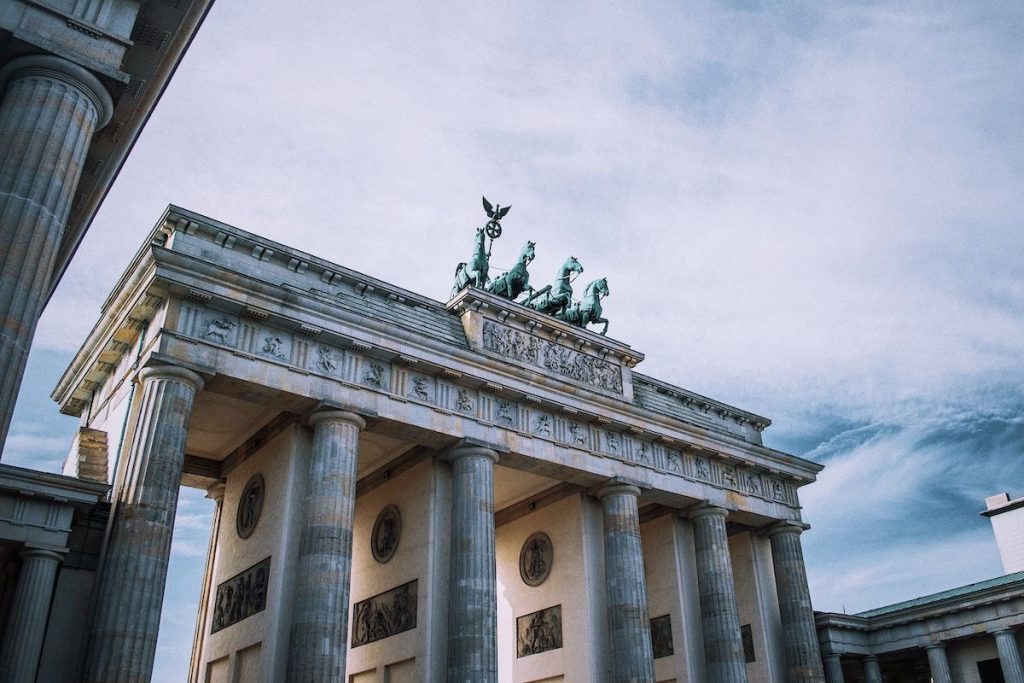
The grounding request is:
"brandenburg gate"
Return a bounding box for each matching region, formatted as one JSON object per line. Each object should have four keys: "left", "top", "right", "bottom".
{"left": 53, "top": 204, "right": 826, "bottom": 682}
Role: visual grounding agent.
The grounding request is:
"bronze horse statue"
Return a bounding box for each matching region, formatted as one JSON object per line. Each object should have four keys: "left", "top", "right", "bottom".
{"left": 524, "top": 256, "right": 583, "bottom": 316}
{"left": 452, "top": 226, "right": 489, "bottom": 297}
{"left": 559, "top": 277, "right": 610, "bottom": 335}
{"left": 487, "top": 240, "right": 535, "bottom": 300}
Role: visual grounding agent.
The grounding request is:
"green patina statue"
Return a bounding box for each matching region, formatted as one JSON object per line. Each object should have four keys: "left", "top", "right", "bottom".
{"left": 523, "top": 256, "right": 584, "bottom": 317}
{"left": 452, "top": 226, "right": 490, "bottom": 297}
{"left": 557, "top": 277, "right": 610, "bottom": 335}
{"left": 487, "top": 240, "right": 535, "bottom": 300}
{"left": 452, "top": 198, "right": 611, "bottom": 334}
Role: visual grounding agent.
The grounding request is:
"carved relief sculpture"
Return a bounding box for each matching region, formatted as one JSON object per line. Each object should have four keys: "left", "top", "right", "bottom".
{"left": 533, "top": 414, "right": 552, "bottom": 436}
{"left": 746, "top": 473, "right": 762, "bottom": 495}
{"left": 695, "top": 457, "right": 712, "bottom": 480}
{"left": 722, "top": 466, "right": 738, "bottom": 488}
{"left": 211, "top": 557, "right": 271, "bottom": 633}
{"left": 351, "top": 580, "right": 418, "bottom": 647}
{"left": 411, "top": 376, "right": 430, "bottom": 401}
{"left": 482, "top": 321, "right": 623, "bottom": 394}
{"left": 666, "top": 451, "right": 682, "bottom": 472}
{"left": 516, "top": 605, "right": 563, "bottom": 657}
{"left": 519, "top": 532, "right": 553, "bottom": 587}
{"left": 371, "top": 505, "right": 401, "bottom": 564}
{"left": 456, "top": 388, "right": 474, "bottom": 412}
{"left": 635, "top": 442, "right": 651, "bottom": 464}
{"left": 236, "top": 474, "right": 264, "bottom": 539}
{"left": 605, "top": 431, "right": 620, "bottom": 453}
{"left": 495, "top": 400, "right": 514, "bottom": 426}
{"left": 650, "top": 614, "right": 673, "bottom": 659}
{"left": 262, "top": 335, "right": 286, "bottom": 359}
{"left": 568, "top": 422, "right": 587, "bottom": 446}
{"left": 771, "top": 479, "right": 786, "bottom": 501}
{"left": 315, "top": 345, "right": 338, "bottom": 374}
{"left": 364, "top": 361, "right": 388, "bottom": 389}
{"left": 204, "top": 317, "right": 236, "bottom": 345}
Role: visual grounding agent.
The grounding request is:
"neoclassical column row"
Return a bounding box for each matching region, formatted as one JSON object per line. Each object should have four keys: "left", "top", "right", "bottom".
{"left": 79, "top": 368, "right": 821, "bottom": 682}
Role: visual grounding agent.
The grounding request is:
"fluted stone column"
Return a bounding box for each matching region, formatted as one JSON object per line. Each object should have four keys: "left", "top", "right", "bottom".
{"left": 0, "top": 55, "right": 113, "bottom": 454}
{"left": 188, "top": 483, "right": 225, "bottom": 683}
{"left": 688, "top": 504, "right": 749, "bottom": 683}
{"left": 863, "top": 655, "right": 882, "bottom": 683}
{"left": 597, "top": 482, "right": 655, "bottom": 683}
{"left": 85, "top": 365, "right": 204, "bottom": 683}
{"left": 766, "top": 522, "right": 826, "bottom": 682}
{"left": 287, "top": 410, "right": 366, "bottom": 682}
{"left": 822, "top": 654, "right": 844, "bottom": 683}
{"left": 0, "top": 548, "right": 64, "bottom": 683}
{"left": 994, "top": 629, "right": 1024, "bottom": 683}
{"left": 925, "top": 643, "right": 952, "bottom": 683}
{"left": 445, "top": 445, "right": 499, "bottom": 683}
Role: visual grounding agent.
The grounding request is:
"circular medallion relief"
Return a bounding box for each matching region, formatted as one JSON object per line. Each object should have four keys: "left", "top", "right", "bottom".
{"left": 519, "top": 532, "right": 553, "bottom": 587}
{"left": 236, "top": 474, "right": 265, "bottom": 539}
{"left": 371, "top": 505, "right": 402, "bottom": 564}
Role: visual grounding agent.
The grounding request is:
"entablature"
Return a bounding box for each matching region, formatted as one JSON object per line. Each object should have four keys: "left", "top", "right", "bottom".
{"left": 55, "top": 206, "right": 824, "bottom": 518}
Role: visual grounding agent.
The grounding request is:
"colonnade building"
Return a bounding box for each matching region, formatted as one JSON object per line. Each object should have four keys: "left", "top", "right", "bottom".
{"left": 38, "top": 206, "right": 830, "bottom": 682}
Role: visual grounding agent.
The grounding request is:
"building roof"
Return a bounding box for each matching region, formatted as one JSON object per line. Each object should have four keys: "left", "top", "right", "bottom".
{"left": 856, "top": 570, "right": 1024, "bottom": 618}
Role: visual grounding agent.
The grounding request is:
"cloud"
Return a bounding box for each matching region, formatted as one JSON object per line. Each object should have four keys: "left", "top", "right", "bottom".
{"left": 799, "top": 384, "right": 1024, "bottom": 611}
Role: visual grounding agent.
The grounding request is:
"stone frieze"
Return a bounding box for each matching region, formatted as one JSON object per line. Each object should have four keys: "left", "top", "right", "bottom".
{"left": 175, "top": 301, "right": 798, "bottom": 508}
{"left": 482, "top": 321, "right": 623, "bottom": 394}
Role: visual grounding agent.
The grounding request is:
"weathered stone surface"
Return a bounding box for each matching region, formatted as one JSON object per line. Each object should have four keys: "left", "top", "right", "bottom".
{"left": 863, "top": 655, "right": 882, "bottom": 683}
{"left": 65, "top": 426, "right": 109, "bottom": 483}
{"left": 822, "top": 654, "right": 845, "bottom": 683}
{"left": 445, "top": 445, "right": 499, "bottom": 683}
{"left": 0, "top": 548, "right": 64, "bottom": 683}
{"left": 598, "top": 482, "right": 655, "bottom": 683}
{"left": 925, "top": 643, "right": 952, "bottom": 683}
{"left": 688, "top": 504, "right": 749, "bottom": 683}
{"left": 84, "top": 365, "right": 202, "bottom": 683}
{"left": 286, "top": 410, "right": 365, "bottom": 682}
{"left": 0, "top": 55, "right": 112, "bottom": 455}
{"left": 995, "top": 629, "right": 1024, "bottom": 683}
{"left": 767, "top": 522, "right": 826, "bottom": 682}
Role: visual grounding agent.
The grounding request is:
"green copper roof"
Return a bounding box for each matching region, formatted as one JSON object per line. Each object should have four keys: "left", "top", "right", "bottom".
{"left": 856, "top": 570, "right": 1024, "bottom": 618}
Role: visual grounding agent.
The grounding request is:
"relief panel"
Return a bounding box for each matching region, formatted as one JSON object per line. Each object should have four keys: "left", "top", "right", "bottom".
{"left": 351, "top": 580, "right": 418, "bottom": 647}
{"left": 482, "top": 321, "right": 623, "bottom": 394}
{"left": 211, "top": 557, "right": 271, "bottom": 633}
{"left": 516, "top": 604, "right": 563, "bottom": 657}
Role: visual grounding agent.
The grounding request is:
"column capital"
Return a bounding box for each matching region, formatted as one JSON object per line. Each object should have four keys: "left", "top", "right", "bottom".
{"left": 686, "top": 501, "right": 729, "bottom": 521}
{"left": 443, "top": 444, "right": 499, "bottom": 464}
{"left": 0, "top": 54, "right": 113, "bottom": 128}
{"left": 925, "top": 642, "right": 947, "bottom": 651}
{"left": 992, "top": 627, "right": 1017, "bottom": 636}
{"left": 863, "top": 654, "right": 879, "bottom": 661}
{"left": 19, "top": 547, "right": 65, "bottom": 563}
{"left": 595, "top": 480, "right": 641, "bottom": 501}
{"left": 138, "top": 364, "right": 205, "bottom": 393}
{"left": 308, "top": 409, "right": 366, "bottom": 431}
{"left": 765, "top": 519, "right": 810, "bottom": 538}
{"left": 205, "top": 482, "right": 226, "bottom": 503}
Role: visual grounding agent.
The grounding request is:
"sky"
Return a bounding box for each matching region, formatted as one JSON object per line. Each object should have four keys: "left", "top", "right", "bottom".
{"left": 5, "top": 2, "right": 1024, "bottom": 680}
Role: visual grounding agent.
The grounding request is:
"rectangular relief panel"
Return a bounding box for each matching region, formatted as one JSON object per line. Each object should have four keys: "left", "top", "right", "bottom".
{"left": 351, "top": 579, "right": 418, "bottom": 647}
{"left": 650, "top": 614, "right": 673, "bottom": 659}
{"left": 516, "top": 604, "right": 563, "bottom": 658}
{"left": 211, "top": 556, "right": 271, "bottom": 633}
